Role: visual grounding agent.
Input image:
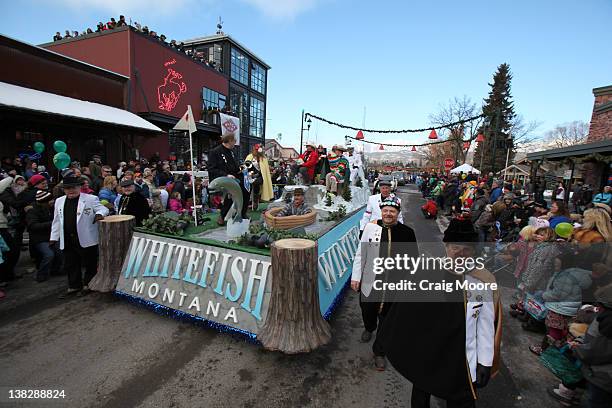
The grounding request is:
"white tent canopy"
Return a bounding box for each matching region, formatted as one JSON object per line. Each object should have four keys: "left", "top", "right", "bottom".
{"left": 450, "top": 163, "right": 481, "bottom": 174}
{"left": 0, "top": 81, "right": 162, "bottom": 132}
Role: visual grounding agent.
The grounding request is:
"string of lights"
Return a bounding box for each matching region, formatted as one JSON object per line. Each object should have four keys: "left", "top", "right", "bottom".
{"left": 345, "top": 132, "right": 483, "bottom": 149}
{"left": 306, "top": 112, "right": 485, "bottom": 134}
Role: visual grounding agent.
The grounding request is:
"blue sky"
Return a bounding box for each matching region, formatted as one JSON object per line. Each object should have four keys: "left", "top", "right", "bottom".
{"left": 4, "top": 0, "right": 611, "bottom": 151}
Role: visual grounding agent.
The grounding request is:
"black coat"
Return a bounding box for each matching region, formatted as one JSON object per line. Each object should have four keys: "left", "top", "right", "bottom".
{"left": 378, "top": 221, "right": 473, "bottom": 401}
{"left": 118, "top": 192, "right": 151, "bottom": 226}
{"left": 25, "top": 203, "right": 53, "bottom": 244}
{"left": 208, "top": 144, "right": 240, "bottom": 180}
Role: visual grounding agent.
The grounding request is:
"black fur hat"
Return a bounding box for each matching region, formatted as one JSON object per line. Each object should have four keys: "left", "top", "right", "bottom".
{"left": 442, "top": 218, "right": 479, "bottom": 243}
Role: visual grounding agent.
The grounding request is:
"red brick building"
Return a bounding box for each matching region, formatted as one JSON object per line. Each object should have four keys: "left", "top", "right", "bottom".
{"left": 42, "top": 25, "right": 270, "bottom": 161}
{"left": 587, "top": 84, "right": 612, "bottom": 142}
{"left": 41, "top": 26, "right": 230, "bottom": 163}
{"left": 527, "top": 83, "right": 612, "bottom": 193}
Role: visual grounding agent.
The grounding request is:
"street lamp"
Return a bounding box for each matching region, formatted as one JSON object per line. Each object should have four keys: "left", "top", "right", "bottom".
{"left": 503, "top": 135, "right": 513, "bottom": 181}
{"left": 299, "top": 110, "right": 312, "bottom": 154}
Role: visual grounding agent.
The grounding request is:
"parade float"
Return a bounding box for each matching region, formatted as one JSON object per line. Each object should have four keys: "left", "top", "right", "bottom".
{"left": 98, "top": 170, "right": 369, "bottom": 353}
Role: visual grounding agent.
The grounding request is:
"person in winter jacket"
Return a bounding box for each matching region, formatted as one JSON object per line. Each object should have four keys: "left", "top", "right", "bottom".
{"left": 0, "top": 177, "right": 20, "bottom": 283}
{"left": 591, "top": 185, "right": 612, "bottom": 206}
{"left": 421, "top": 199, "right": 438, "bottom": 219}
{"left": 293, "top": 142, "right": 319, "bottom": 184}
{"left": 117, "top": 180, "right": 151, "bottom": 226}
{"left": 26, "top": 190, "right": 61, "bottom": 282}
{"left": 169, "top": 191, "right": 185, "bottom": 214}
{"left": 551, "top": 285, "right": 612, "bottom": 407}
{"left": 98, "top": 176, "right": 118, "bottom": 211}
{"left": 489, "top": 181, "right": 502, "bottom": 204}
{"left": 529, "top": 253, "right": 592, "bottom": 354}
{"left": 432, "top": 180, "right": 445, "bottom": 209}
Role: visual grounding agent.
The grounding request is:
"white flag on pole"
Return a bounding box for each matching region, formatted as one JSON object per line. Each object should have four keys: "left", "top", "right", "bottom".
{"left": 219, "top": 113, "right": 240, "bottom": 145}
{"left": 173, "top": 105, "right": 199, "bottom": 225}
{"left": 173, "top": 105, "right": 197, "bottom": 134}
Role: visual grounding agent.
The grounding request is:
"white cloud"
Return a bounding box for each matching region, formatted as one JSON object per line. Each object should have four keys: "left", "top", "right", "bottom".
{"left": 45, "top": 0, "right": 194, "bottom": 16}
{"left": 239, "top": 0, "right": 319, "bottom": 19}
{"left": 46, "top": 0, "right": 318, "bottom": 19}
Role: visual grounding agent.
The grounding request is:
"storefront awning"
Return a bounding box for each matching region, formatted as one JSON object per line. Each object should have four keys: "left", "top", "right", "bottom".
{"left": 0, "top": 81, "right": 162, "bottom": 133}
{"left": 526, "top": 140, "right": 612, "bottom": 161}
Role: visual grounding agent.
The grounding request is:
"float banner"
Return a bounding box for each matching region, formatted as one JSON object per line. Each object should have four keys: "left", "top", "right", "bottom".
{"left": 317, "top": 208, "right": 365, "bottom": 317}
{"left": 115, "top": 232, "right": 272, "bottom": 335}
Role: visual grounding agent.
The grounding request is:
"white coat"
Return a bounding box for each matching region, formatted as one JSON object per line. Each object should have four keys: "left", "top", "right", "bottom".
{"left": 50, "top": 193, "right": 109, "bottom": 250}
{"left": 465, "top": 273, "right": 495, "bottom": 381}
{"left": 351, "top": 222, "right": 383, "bottom": 297}
{"left": 359, "top": 193, "right": 404, "bottom": 231}
{"left": 349, "top": 154, "right": 362, "bottom": 183}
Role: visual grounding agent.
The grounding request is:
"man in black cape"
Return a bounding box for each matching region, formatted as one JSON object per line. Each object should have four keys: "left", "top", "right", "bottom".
{"left": 379, "top": 218, "right": 496, "bottom": 408}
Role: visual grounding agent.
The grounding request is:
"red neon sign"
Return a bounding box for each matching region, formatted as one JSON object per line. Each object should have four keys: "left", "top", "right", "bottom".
{"left": 157, "top": 60, "right": 187, "bottom": 112}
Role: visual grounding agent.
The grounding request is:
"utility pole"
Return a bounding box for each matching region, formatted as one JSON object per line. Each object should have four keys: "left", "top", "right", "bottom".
{"left": 490, "top": 107, "right": 502, "bottom": 175}
{"left": 299, "top": 109, "right": 304, "bottom": 155}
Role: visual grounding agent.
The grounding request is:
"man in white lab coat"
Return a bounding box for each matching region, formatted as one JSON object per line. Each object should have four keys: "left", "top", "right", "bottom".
{"left": 359, "top": 180, "right": 404, "bottom": 233}
{"left": 50, "top": 171, "right": 109, "bottom": 298}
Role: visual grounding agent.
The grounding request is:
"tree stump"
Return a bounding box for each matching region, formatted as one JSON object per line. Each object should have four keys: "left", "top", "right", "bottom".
{"left": 258, "top": 238, "right": 332, "bottom": 354}
{"left": 88, "top": 215, "right": 135, "bottom": 292}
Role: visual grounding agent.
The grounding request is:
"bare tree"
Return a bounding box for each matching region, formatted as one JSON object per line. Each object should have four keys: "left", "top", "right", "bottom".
{"left": 543, "top": 121, "right": 589, "bottom": 148}
{"left": 509, "top": 114, "right": 542, "bottom": 151}
{"left": 429, "top": 96, "right": 484, "bottom": 164}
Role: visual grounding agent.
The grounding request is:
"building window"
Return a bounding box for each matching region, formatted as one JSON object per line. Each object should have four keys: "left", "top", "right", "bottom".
{"left": 249, "top": 97, "right": 265, "bottom": 138}
{"left": 230, "top": 47, "right": 249, "bottom": 85}
{"left": 207, "top": 43, "right": 223, "bottom": 71}
{"left": 250, "top": 62, "right": 266, "bottom": 94}
{"left": 230, "top": 86, "right": 249, "bottom": 135}
{"left": 203, "top": 88, "right": 226, "bottom": 110}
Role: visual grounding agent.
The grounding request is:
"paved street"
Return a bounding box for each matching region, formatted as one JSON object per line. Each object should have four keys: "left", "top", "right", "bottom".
{"left": 0, "top": 185, "right": 557, "bottom": 408}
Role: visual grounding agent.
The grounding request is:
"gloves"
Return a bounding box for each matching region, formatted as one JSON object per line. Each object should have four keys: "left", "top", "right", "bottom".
{"left": 476, "top": 364, "right": 491, "bottom": 388}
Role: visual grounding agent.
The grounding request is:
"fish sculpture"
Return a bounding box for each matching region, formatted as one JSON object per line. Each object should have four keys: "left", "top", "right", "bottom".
{"left": 208, "top": 176, "right": 244, "bottom": 224}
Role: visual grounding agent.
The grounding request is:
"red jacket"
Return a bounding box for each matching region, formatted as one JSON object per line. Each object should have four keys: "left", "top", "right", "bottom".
{"left": 421, "top": 199, "right": 438, "bottom": 217}
{"left": 299, "top": 150, "right": 319, "bottom": 179}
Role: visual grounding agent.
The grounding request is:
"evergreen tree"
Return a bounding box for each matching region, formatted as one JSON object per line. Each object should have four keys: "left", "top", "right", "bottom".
{"left": 474, "top": 63, "right": 516, "bottom": 175}
{"left": 342, "top": 186, "right": 352, "bottom": 202}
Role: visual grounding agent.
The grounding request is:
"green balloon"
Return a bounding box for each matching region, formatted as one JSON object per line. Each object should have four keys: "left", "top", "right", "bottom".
{"left": 53, "top": 140, "right": 67, "bottom": 153}
{"left": 555, "top": 222, "right": 574, "bottom": 239}
{"left": 33, "top": 142, "right": 45, "bottom": 154}
{"left": 53, "top": 152, "right": 71, "bottom": 170}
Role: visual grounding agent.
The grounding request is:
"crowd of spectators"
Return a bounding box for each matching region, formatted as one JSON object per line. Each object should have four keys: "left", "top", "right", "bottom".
{"left": 417, "top": 171, "right": 612, "bottom": 406}
{"left": 0, "top": 145, "right": 324, "bottom": 296}
{"left": 51, "top": 15, "right": 223, "bottom": 71}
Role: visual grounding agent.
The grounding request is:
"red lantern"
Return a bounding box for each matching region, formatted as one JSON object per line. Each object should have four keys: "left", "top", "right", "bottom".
{"left": 476, "top": 133, "right": 485, "bottom": 143}
{"left": 428, "top": 129, "right": 438, "bottom": 139}
{"left": 411, "top": 145, "right": 417, "bottom": 152}
{"left": 379, "top": 144, "right": 384, "bottom": 150}
{"left": 463, "top": 141, "right": 471, "bottom": 150}
{"left": 356, "top": 130, "right": 364, "bottom": 140}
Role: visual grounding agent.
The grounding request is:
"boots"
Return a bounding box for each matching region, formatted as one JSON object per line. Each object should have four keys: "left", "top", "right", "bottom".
{"left": 548, "top": 384, "right": 579, "bottom": 406}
